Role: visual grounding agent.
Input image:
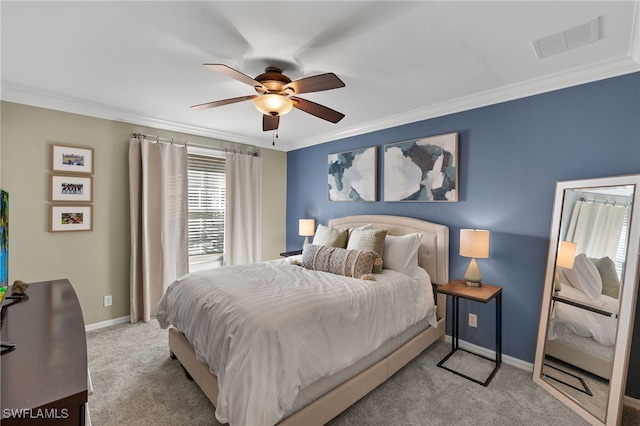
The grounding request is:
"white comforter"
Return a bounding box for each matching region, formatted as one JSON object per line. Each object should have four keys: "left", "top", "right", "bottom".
{"left": 157, "top": 258, "right": 435, "bottom": 426}
{"left": 548, "top": 283, "right": 619, "bottom": 346}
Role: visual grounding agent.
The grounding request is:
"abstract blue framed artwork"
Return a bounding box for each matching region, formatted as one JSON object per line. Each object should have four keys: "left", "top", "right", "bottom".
{"left": 384, "top": 132, "right": 458, "bottom": 202}
{"left": 328, "top": 146, "right": 377, "bottom": 201}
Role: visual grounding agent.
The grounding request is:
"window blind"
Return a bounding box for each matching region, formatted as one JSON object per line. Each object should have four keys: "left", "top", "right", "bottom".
{"left": 188, "top": 153, "right": 225, "bottom": 258}
{"left": 615, "top": 206, "right": 630, "bottom": 278}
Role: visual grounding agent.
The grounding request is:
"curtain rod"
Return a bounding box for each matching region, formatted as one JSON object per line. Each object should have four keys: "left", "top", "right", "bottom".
{"left": 131, "top": 132, "right": 258, "bottom": 157}
{"left": 579, "top": 197, "right": 629, "bottom": 207}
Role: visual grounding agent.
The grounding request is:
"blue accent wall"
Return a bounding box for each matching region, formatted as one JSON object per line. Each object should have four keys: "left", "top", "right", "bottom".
{"left": 286, "top": 72, "right": 640, "bottom": 393}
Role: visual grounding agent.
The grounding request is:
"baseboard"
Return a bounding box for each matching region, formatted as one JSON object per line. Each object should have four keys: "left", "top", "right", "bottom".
{"left": 624, "top": 395, "right": 640, "bottom": 409}
{"left": 444, "top": 335, "right": 534, "bottom": 372}
{"left": 85, "top": 315, "right": 130, "bottom": 332}
{"left": 443, "top": 336, "right": 640, "bottom": 407}
{"left": 85, "top": 403, "right": 91, "bottom": 426}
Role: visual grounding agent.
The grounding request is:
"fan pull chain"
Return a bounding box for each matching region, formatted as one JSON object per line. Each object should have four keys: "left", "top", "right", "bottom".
{"left": 272, "top": 129, "right": 279, "bottom": 146}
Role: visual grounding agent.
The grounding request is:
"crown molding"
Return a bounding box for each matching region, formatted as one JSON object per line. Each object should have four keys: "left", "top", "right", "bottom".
{"left": 2, "top": 54, "right": 639, "bottom": 152}
{"left": 0, "top": 82, "right": 267, "bottom": 148}
{"left": 287, "top": 55, "right": 640, "bottom": 151}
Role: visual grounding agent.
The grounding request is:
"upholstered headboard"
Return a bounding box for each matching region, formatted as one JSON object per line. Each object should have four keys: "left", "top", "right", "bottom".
{"left": 328, "top": 215, "right": 449, "bottom": 285}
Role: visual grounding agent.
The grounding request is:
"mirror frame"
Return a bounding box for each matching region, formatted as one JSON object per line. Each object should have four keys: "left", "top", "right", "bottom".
{"left": 533, "top": 174, "right": 640, "bottom": 425}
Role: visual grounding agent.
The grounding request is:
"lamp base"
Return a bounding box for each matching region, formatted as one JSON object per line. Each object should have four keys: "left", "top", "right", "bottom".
{"left": 302, "top": 236, "right": 310, "bottom": 250}
{"left": 464, "top": 258, "right": 483, "bottom": 287}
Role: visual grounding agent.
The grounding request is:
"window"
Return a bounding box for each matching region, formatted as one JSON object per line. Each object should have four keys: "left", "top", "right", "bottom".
{"left": 615, "top": 207, "right": 630, "bottom": 278}
{"left": 187, "top": 152, "right": 225, "bottom": 266}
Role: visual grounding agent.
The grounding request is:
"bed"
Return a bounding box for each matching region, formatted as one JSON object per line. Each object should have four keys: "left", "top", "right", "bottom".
{"left": 545, "top": 255, "right": 620, "bottom": 380}
{"left": 157, "top": 214, "right": 449, "bottom": 426}
{"left": 546, "top": 333, "right": 613, "bottom": 380}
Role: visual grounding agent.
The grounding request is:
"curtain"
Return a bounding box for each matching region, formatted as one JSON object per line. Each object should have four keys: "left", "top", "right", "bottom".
{"left": 224, "top": 152, "right": 263, "bottom": 265}
{"left": 566, "top": 200, "right": 627, "bottom": 259}
{"left": 129, "top": 138, "right": 188, "bottom": 322}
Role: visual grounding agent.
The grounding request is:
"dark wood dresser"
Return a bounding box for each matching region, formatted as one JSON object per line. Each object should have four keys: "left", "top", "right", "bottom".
{"left": 1, "top": 279, "right": 87, "bottom": 425}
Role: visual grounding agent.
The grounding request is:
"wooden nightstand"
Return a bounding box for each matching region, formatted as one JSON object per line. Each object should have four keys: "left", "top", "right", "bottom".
{"left": 279, "top": 249, "right": 303, "bottom": 257}
{"left": 436, "top": 279, "right": 502, "bottom": 386}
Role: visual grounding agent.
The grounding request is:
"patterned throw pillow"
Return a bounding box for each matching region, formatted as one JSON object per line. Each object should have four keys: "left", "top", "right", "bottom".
{"left": 346, "top": 228, "right": 387, "bottom": 273}
{"left": 300, "top": 244, "right": 381, "bottom": 280}
{"left": 312, "top": 224, "right": 349, "bottom": 248}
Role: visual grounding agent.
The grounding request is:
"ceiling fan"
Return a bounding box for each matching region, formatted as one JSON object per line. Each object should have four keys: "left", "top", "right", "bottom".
{"left": 192, "top": 64, "right": 346, "bottom": 141}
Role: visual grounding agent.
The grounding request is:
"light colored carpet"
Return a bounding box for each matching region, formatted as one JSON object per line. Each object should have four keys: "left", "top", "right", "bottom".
{"left": 87, "top": 322, "right": 640, "bottom": 425}
{"left": 542, "top": 356, "right": 609, "bottom": 421}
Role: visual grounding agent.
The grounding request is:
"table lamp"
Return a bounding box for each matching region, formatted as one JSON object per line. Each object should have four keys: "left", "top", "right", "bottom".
{"left": 299, "top": 219, "right": 315, "bottom": 249}
{"left": 460, "top": 229, "right": 490, "bottom": 287}
{"left": 556, "top": 240, "right": 577, "bottom": 269}
{"left": 554, "top": 240, "right": 577, "bottom": 291}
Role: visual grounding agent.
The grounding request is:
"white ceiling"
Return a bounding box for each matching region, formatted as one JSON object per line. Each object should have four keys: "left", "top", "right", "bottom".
{"left": 1, "top": 1, "right": 639, "bottom": 152}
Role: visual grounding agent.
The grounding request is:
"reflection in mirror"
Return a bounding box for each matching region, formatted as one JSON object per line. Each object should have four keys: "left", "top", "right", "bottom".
{"left": 546, "top": 186, "right": 629, "bottom": 421}
{"left": 533, "top": 175, "right": 640, "bottom": 426}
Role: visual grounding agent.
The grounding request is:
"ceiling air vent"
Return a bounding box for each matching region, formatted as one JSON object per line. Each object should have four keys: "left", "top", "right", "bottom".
{"left": 532, "top": 16, "right": 602, "bottom": 59}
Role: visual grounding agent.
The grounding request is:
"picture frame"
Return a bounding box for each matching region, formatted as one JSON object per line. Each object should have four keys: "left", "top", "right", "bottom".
{"left": 1, "top": 190, "right": 8, "bottom": 286}
{"left": 50, "top": 205, "right": 93, "bottom": 232}
{"left": 384, "top": 132, "right": 458, "bottom": 202}
{"left": 328, "top": 146, "right": 377, "bottom": 201}
{"left": 50, "top": 174, "right": 93, "bottom": 202}
{"left": 51, "top": 144, "right": 94, "bottom": 174}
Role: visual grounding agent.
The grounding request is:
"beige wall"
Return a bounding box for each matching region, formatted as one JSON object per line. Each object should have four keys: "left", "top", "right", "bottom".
{"left": 0, "top": 101, "right": 287, "bottom": 326}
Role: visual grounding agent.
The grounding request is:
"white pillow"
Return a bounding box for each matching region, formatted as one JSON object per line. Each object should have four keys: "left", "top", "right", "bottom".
{"left": 383, "top": 232, "right": 422, "bottom": 273}
{"left": 562, "top": 253, "right": 602, "bottom": 300}
{"left": 348, "top": 223, "right": 372, "bottom": 237}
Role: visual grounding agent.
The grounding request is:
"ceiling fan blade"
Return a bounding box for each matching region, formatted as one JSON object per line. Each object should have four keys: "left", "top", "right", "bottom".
{"left": 204, "top": 64, "right": 266, "bottom": 90}
{"left": 263, "top": 114, "right": 280, "bottom": 131}
{"left": 283, "top": 73, "right": 345, "bottom": 95}
{"left": 191, "top": 95, "right": 257, "bottom": 110}
{"left": 291, "top": 97, "right": 345, "bottom": 123}
{"left": 293, "top": 2, "right": 422, "bottom": 65}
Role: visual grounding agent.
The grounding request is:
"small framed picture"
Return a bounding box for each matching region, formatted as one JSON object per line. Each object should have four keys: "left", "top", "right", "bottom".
{"left": 51, "top": 144, "right": 94, "bottom": 174}
{"left": 50, "top": 205, "right": 93, "bottom": 232}
{"left": 50, "top": 174, "right": 93, "bottom": 202}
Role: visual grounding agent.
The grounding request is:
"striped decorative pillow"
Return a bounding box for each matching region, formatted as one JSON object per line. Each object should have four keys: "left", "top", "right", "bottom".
{"left": 346, "top": 228, "right": 387, "bottom": 273}
{"left": 300, "top": 244, "right": 381, "bottom": 280}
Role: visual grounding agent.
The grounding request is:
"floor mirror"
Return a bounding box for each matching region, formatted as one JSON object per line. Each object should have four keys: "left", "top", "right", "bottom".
{"left": 533, "top": 174, "right": 640, "bottom": 425}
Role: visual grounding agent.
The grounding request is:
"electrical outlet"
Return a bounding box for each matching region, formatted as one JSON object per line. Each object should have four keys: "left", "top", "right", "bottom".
{"left": 469, "top": 313, "right": 477, "bottom": 328}
{"left": 103, "top": 295, "right": 112, "bottom": 307}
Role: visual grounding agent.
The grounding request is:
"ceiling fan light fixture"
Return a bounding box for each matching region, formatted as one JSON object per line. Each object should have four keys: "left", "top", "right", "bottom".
{"left": 253, "top": 94, "right": 293, "bottom": 116}
{"left": 195, "top": 64, "right": 346, "bottom": 133}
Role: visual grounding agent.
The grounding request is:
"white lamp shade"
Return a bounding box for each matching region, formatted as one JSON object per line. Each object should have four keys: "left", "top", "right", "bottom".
{"left": 253, "top": 94, "right": 294, "bottom": 116}
{"left": 557, "top": 240, "right": 577, "bottom": 269}
{"left": 460, "top": 229, "right": 490, "bottom": 259}
{"left": 299, "top": 219, "right": 315, "bottom": 237}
